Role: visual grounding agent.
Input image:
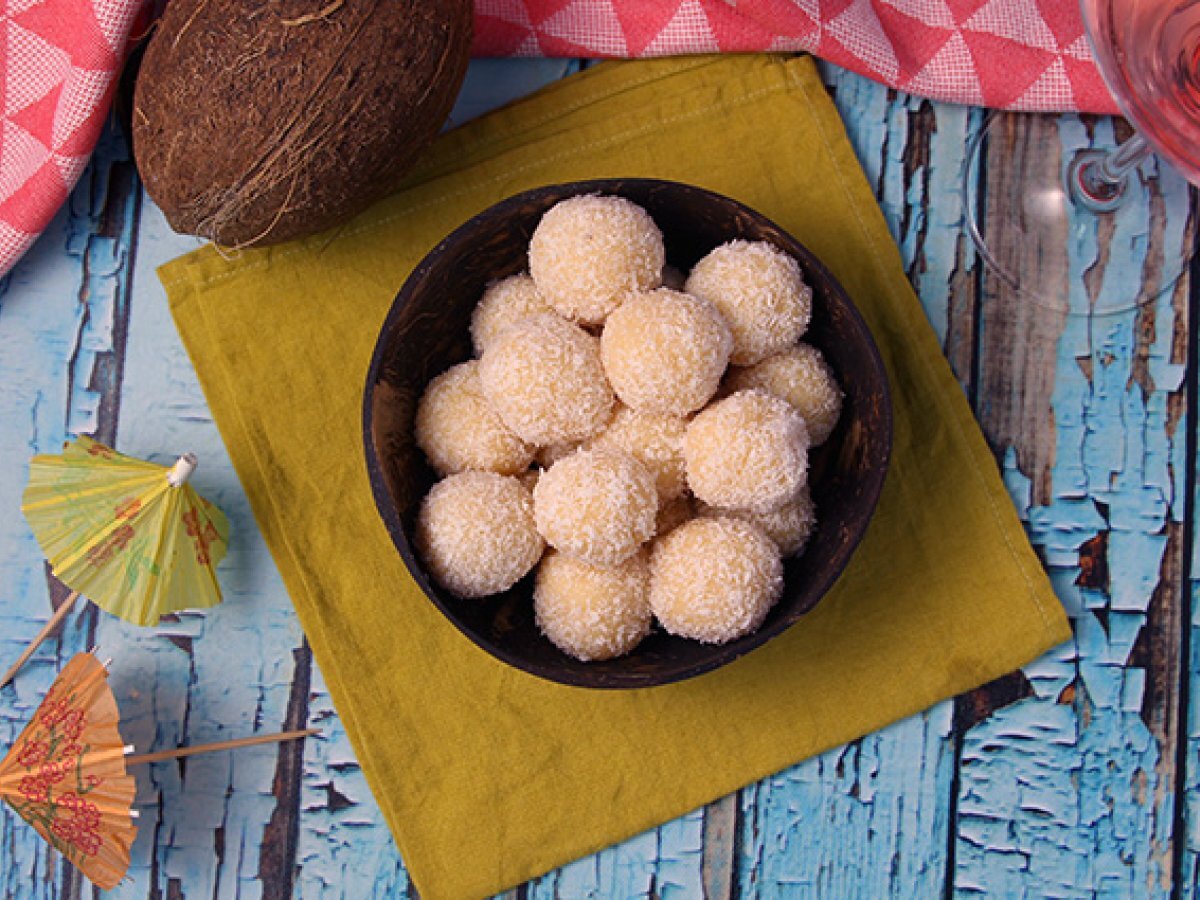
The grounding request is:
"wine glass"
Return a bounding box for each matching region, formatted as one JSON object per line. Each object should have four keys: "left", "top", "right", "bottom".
{"left": 965, "top": 0, "right": 1199, "bottom": 316}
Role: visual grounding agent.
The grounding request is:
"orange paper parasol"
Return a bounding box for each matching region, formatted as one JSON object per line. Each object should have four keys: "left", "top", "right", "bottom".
{"left": 1, "top": 653, "right": 314, "bottom": 889}
{"left": 0, "top": 654, "right": 135, "bottom": 888}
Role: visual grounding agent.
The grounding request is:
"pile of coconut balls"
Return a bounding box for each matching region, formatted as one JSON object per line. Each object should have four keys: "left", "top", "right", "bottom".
{"left": 413, "top": 194, "right": 843, "bottom": 662}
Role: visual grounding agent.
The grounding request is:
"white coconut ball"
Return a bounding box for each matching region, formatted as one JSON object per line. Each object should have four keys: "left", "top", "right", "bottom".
{"left": 649, "top": 516, "right": 783, "bottom": 644}
{"left": 414, "top": 361, "right": 534, "bottom": 476}
{"left": 726, "top": 344, "right": 843, "bottom": 445}
{"left": 685, "top": 389, "right": 809, "bottom": 514}
{"left": 600, "top": 288, "right": 732, "bottom": 416}
{"left": 533, "top": 447, "right": 658, "bottom": 566}
{"left": 685, "top": 240, "right": 812, "bottom": 365}
{"left": 415, "top": 472, "right": 544, "bottom": 599}
{"left": 534, "top": 550, "right": 652, "bottom": 661}
{"left": 478, "top": 312, "right": 614, "bottom": 446}
{"left": 529, "top": 195, "right": 664, "bottom": 325}
{"left": 470, "top": 274, "right": 552, "bottom": 355}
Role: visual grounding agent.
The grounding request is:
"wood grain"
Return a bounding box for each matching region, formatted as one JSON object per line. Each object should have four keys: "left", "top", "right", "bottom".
{"left": 0, "top": 56, "right": 1196, "bottom": 898}
{"left": 951, "top": 113, "right": 1193, "bottom": 897}
{"left": 0, "top": 118, "right": 140, "bottom": 898}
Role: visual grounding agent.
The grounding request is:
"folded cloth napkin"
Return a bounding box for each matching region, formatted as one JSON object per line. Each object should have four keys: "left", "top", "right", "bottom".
{"left": 473, "top": 0, "right": 1119, "bottom": 113}
{"left": 161, "top": 54, "right": 1068, "bottom": 900}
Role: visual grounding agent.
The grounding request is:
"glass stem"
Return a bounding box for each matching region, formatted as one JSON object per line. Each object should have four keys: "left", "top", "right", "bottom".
{"left": 1095, "top": 132, "right": 1151, "bottom": 184}
{"left": 1068, "top": 132, "right": 1152, "bottom": 213}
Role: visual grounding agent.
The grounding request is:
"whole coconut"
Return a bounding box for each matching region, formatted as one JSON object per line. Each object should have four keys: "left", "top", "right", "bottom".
{"left": 132, "top": 0, "right": 472, "bottom": 246}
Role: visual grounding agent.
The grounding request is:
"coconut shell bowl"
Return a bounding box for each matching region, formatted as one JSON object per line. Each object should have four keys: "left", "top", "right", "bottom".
{"left": 363, "top": 178, "right": 892, "bottom": 689}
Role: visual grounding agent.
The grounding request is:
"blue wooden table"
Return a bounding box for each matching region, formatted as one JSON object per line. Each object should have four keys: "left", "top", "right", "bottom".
{"left": 1, "top": 57, "right": 1197, "bottom": 897}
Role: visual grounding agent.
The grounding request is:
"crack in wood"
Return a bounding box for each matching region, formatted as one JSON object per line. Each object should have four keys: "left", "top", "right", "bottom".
{"left": 256, "top": 642, "right": 312, "bottom": 893}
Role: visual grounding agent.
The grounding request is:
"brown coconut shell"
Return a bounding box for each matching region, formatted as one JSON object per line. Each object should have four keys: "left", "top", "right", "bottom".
{"left": 132, "top": 0, "right": 473, "bottom": 247}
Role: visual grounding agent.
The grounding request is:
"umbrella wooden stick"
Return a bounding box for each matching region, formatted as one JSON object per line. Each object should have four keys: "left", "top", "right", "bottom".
{"left": 0, "top": 590, "right": 80, "bottom": 690}
{"left": 125, "top": 728, "right": 319, "bottom": 766}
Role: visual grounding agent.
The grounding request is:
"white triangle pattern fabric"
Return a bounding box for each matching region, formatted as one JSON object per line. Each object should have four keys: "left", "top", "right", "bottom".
{"left": 642, "top": 0, "right": 718, "bottom": 57}
{"left": 474, "top": 0, "right": 1116, "bottom": 116}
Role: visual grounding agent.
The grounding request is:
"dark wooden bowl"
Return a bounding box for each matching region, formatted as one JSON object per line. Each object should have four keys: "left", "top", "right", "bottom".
{"left": 363, "top": 179, "right": 892, "bottom": 689}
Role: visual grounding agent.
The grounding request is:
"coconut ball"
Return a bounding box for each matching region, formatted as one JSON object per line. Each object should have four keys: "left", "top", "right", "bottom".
{"left": 415, "top": 472, "right": 544, "bottom": 599}
{"left": 655, "top": 493, "right": 694, "bottom": 536}
{"left": 685, "top": 240, "right": 812, "bottom": 365}
{"left": 590, "top": 405, "right": 689, "bottom": 501}
{"left": 470, "top": 274, "right": 552, "bottom": 355}
{"left": 685, "top": 389, "right": 810, "bottom": 513}
{"left": 726, "top": 344, "right": 843, "bottom": 445}
{"left": 534, "top": 551, "right": 651, "bottom": 661}
{"left": 699, "top": 486, "right": 816, "bottom": 557}
{"left": 533, "top": 447, "right": 658, "bottom": 566}
{"left": 649, "top": 516, "right": 783, "bottom": 644}
{"left": 414, "top": 361, "right": 534, "bottom": 477}
{"left": 529, "top": 195, "right": 665, "bottom": 325}
{"left": 600, "top": 288, "right": 732, "bottom": 416}
{"left": 479, "top": 312, "right": 614, "bottom": 446}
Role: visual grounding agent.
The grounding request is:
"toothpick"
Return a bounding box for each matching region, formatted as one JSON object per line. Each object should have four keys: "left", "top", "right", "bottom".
{"left": 125, "top": 728, "right": 318, "bottom": 767}
{"left": 0, "top": 591, "right": 80, "bottom": 689}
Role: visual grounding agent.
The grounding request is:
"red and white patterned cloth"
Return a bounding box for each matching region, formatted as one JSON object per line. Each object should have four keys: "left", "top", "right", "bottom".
{"left": 474, "top": 0, "right": 1118, "bottom": 113}
{"left": 0, "top": 0, "right": 142, "bottom": 278}
{"left": 0, "top": 0, "right": 1116, "bottom": 279}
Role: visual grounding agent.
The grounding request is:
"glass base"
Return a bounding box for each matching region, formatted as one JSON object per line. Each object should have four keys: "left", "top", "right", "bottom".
{"left": 964, "top": 114, "right": 1194, "bottom": 317}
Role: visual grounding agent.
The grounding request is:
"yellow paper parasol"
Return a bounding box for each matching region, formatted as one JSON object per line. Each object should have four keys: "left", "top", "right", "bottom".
{"left": 1, "top": 436, "right": 230, "bottom": 688}
{"left": 0, "top": 652, "right": 316, "bottom": 889}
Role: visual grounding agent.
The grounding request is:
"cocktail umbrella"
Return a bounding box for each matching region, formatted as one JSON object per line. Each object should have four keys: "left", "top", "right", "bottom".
{"left": 1, "top": 436, "right": 230, "bottom": 688}
{"left": 0, "top": 653, "right": 135, "bottom": 887}
{"left": 0, "top": 652, "right": 315, "bottom": 889}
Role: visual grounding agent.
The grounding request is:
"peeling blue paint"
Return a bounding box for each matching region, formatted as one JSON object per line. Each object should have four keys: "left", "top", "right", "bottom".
{"left": 0, "top": 59, "right": 1193, "bottom": 900}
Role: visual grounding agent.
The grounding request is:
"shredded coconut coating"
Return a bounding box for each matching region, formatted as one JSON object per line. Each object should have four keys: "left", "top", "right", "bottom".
{"left": 533, "top": 447, "right": 658, "bottom": 566}
{"left": 685, "top": 240, "right": 812, "bottom": 365}
{"left": 655, "top": 493, "right": 694, "bottom": 536}
{"left": 470, "top": 274, "right": 553, "bottom": 356}
{"left": 534, "top": 550, "right": 651, "bottom": 661}
{"left": 699, "top": 486, "right": 816, "bottom": 557}
{"left": 726, "top": 344, "right": 843, "bottom": 445}
{"left": 600, "top": 288, "right": 732, "bottom": 416}
{"left": 589, "top": 404, "right": 689, "bottom": 501}
{"left": 649, "top": 516, "right": 783, "bottom": 644}
{"left": 416, "top": 472, "right": 544, "bottom": 599}
{"left": 415, "top": 361, "right": 534, "bottom": 477}
{"left": 478, "top": 312, "right": 614, "bottom": 446}
{"left": 685, "top": 389, "right": 810, "bottom": 513}
{"left": 529, "top": 195, "right": 665, "bottom": 325}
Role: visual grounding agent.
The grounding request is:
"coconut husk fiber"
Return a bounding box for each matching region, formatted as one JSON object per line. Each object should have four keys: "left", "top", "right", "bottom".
{"left": 132, "top": 0, "right": 473, "bottom": 247}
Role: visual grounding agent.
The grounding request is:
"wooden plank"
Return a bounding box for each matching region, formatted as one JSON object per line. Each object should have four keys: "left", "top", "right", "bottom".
{"left": 728, "top": 67, "right": 980, "bottom": 898}
{"left": 293, "top": 662, "right": 412, "bottom": 898}
{"left": 951, "top": 113, "right": 1192, "bottom": 896}
{"left": 102, "top": 191, "right": 311, "bottom": 897}
{"left": 0, "top": 119, "right": 141, "bottom": 898}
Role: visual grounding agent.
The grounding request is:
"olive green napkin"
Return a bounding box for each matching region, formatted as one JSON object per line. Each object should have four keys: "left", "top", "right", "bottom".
{"left": 160, "top": 55, "right": 1070, "bottom": 900}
